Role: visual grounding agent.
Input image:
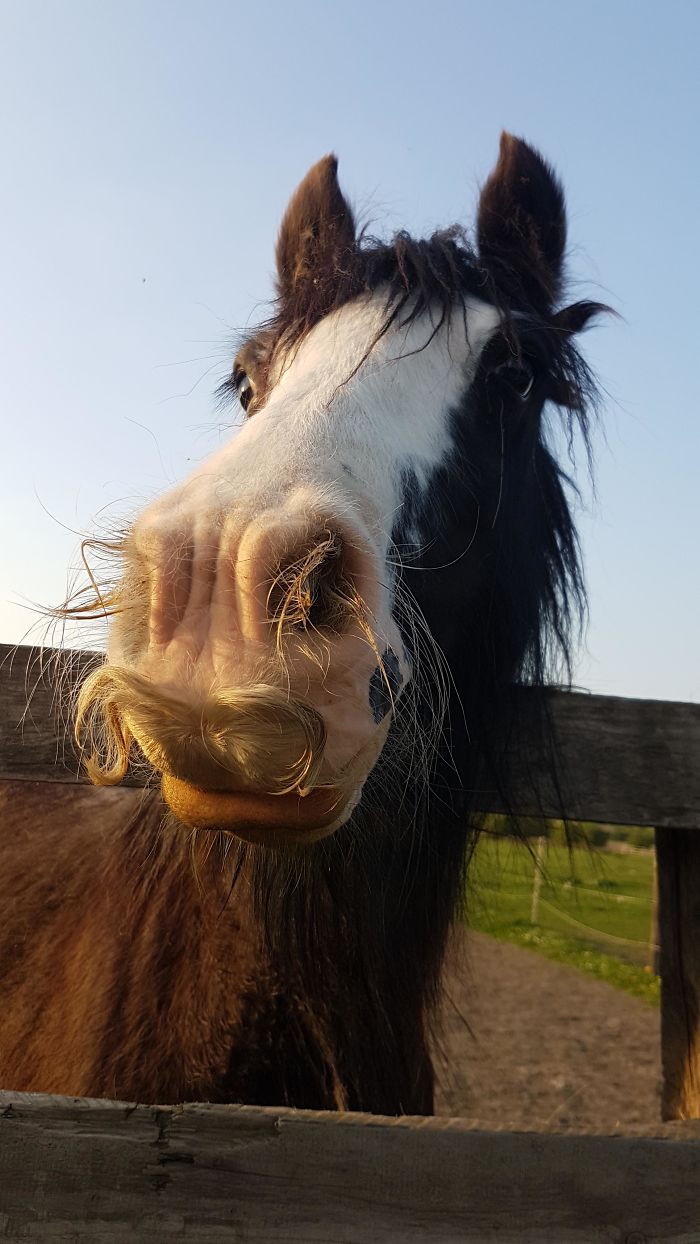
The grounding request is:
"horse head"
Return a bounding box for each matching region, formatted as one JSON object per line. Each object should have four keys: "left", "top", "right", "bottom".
{"left": 73, "top": 134, "right": 603, "bottom": 848}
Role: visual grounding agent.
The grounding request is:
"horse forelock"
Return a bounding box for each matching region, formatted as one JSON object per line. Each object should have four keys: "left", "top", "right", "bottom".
{"left": 219, "top": 225, "right": 605, "bottom": 430}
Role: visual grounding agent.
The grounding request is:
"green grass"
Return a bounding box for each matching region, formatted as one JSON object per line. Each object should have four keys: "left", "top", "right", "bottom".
{"left": 467, "top": 836, "right": 660, "bottom": 1006}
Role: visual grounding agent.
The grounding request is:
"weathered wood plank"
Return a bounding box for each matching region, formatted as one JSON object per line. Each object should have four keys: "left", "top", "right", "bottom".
{"left": 0, "top": 643, "right": 142, "bottom": 786}
{"left": 496, "top": 687, "right": 700, "bottom": 829}
{"left": 2, "top": 642, "right": 699, "bottom": 827}
{"left": 657, "top": 826, "right": 700, "bottom": 1120}
{"left": 1, "top": 1093, "right": 700, "bottom": 1242}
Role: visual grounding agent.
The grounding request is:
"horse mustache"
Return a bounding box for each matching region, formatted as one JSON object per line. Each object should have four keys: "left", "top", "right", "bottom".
{"left": 74, "top": 664, "right": 328, "bottom": 796}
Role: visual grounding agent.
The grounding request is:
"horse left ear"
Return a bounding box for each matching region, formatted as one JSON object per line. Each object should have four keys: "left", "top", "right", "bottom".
{"left": 276, "top": 155, "right": 356, "bottom": 307}
{"left": 477, "top": 133, "right": 567, "bottom": 311}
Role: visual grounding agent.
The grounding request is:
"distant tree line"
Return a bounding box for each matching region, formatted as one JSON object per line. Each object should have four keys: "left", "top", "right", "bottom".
{"left": 481, "top": 815, "right": 655, "bottom": 850}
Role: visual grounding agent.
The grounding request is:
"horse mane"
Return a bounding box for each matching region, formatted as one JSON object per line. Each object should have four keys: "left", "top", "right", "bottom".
{"left": 211, "top": 219, "right": 609, "bottom": 1111}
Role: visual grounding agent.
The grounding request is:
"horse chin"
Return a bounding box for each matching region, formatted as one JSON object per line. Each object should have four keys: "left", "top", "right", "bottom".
{"left": 159, "top": 718, "right": 390, "bottom": 847}
{"left": 160, "top": 774, "right": 354, "bottom": 846}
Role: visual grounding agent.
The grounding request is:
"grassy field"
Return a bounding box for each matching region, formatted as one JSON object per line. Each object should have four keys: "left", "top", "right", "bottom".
{"left": 467, "top": 835, "right": 660, "bottom": 1005}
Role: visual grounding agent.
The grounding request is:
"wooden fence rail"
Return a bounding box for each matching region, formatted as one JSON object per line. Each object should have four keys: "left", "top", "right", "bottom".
{"left": 2, "top": 1092, "right": 700, "bottom": 1242}
{"left": 1, "top": 642, "right": 700, "bottom": 1241}
{"left": 2, "top": 643, "right": 699, "bottom": 827}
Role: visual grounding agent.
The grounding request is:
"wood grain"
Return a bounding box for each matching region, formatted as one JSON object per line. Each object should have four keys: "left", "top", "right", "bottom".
{"left": 0, "top": 1092, "right": 700, "bottom": 1242}
{"left": 1, "top": 644, "right": 699, "bottom": 827}
{"left": 657, "top": 826, "right": 700, "bottom": 1120}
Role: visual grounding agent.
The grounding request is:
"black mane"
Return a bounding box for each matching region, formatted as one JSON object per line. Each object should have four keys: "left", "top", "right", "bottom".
{"left": 215, "top": 219, "right": 608, "bottom": 1113}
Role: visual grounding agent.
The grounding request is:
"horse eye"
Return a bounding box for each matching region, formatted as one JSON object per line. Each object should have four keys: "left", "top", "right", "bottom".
{"left": 235, "top": 371, "right": 254, "bottom": 412}
{"left": 494, "top": 362, "right": 535, "bottom": 401}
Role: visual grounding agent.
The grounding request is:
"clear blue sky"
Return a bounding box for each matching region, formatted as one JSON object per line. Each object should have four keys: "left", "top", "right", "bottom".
{"left": 1, "top": 0, "right": 698, "bottom": 701}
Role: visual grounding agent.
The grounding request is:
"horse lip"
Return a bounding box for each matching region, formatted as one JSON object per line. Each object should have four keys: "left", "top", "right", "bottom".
{"left": 160, "top": 774, "right": 347, "bottom": 845}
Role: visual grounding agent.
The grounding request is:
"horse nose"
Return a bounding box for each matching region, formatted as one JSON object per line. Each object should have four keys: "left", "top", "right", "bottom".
{"left": 234, "top": 516, "right": 376, "bottom": 646}
{"left": 129, "top": 506, "right": 379, "bottom": 656}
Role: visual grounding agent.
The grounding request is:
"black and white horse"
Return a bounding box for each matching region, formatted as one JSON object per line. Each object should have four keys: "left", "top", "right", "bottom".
{"left": 0, "top": 134, "right": 603, "bottom": 1114}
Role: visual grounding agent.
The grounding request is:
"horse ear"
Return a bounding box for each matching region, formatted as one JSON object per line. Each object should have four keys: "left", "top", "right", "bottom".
{"left": 276, "top": 155, "right": 356, "bottom": 305}
{"left": 477, "top": 133, "right": 567, "bottom": 311}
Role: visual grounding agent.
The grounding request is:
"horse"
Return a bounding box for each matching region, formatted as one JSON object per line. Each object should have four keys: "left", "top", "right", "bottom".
{"left": 0, "top": 134, "right": 604, "bottom": 1115}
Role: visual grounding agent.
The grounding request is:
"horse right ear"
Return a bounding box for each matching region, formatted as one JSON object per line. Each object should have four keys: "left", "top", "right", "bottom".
{"left": 477, "top": 133, "right": 567, "bottom": 312}
{"left": 276, "top": 155, "right": 356, "bottom": 308}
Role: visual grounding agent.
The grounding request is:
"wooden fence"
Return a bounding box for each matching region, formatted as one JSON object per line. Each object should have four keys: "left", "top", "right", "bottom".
{"left": 1, "top": 642, "right": 700, "bottom": 1241}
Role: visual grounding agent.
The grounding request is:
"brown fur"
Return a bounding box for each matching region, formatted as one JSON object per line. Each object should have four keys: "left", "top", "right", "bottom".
{"left": 0, "top": 782, "right": 355, "bottom": 1108}
{"left": 276, "top": 155, "right": 357, "bottom": 306}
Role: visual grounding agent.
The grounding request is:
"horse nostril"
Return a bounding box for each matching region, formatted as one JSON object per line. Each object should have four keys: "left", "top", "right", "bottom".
{"left": 267, "top": 530, "right": 353, "bottom": 636}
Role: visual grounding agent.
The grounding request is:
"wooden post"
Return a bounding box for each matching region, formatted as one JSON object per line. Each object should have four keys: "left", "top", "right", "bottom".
{"left": 656, "top": 827, "right": 700, "bottom": 1119}
{"left": 529, "top": 835, "right": 546, "bottom": 925}
{"left": 648, "top": 847, "right": 660, "bottom": 975}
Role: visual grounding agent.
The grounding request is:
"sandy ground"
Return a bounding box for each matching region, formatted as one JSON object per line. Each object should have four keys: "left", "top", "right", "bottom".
{"left": 434, "top": 929, "right": 661, "bottom": 1129}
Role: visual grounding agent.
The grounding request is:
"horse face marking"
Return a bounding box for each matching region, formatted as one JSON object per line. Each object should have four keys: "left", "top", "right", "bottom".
{"left": 369, "top": 648, "right": 403, "bottom": 724}
{"left": 104, "top": 295, "right": 501, "bottom": 839}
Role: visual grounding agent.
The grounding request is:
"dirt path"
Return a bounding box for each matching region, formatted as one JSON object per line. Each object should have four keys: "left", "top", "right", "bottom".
{"left": 434, "top": 930, "right": 661, "bottom": 1129}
